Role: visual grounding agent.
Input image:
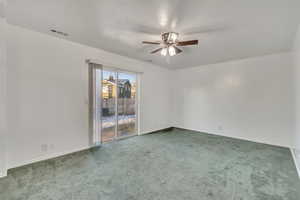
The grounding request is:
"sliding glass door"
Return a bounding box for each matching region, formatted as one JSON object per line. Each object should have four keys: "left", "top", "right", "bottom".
{"left": 101, "top": 70, "right": 117, "bottom": 142}
{"left": 90, "top": 64, "right": 138, "bottom": 144}
{"left": 117, "top": 72, "right": 137, "bottom": 138}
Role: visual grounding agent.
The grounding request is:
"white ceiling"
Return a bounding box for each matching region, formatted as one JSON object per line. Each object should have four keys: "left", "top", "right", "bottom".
{"left": 6, "top": 0, "right": 300, "bottom": 69}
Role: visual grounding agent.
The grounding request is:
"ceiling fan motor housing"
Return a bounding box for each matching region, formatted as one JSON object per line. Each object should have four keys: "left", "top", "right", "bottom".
{"left": 162, "top": 32, "right": 179, "bottom": 44}
{"left": 142, "top": 32, "right": 198, "bottom": 56}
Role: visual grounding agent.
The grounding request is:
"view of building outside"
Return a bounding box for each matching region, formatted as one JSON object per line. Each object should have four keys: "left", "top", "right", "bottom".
{"left": 101, "top": 70, "right": 137, "bottom": 142}
{"left": 117, "top": 72, "right": 137, "bottom": 138}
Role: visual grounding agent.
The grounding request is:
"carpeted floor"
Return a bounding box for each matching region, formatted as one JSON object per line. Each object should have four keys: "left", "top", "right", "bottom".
{"left": 0, "top": 128, "right": 300, "bottom": 200}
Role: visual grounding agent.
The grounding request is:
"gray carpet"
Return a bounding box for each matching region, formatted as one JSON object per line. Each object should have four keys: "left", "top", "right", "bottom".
{"left": 0, "top": 128, "right": 300, "bottom": 200}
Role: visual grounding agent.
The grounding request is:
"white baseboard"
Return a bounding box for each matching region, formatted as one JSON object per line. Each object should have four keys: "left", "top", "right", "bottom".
{"left": 290, "top": 148, "right": 300, "bottom": 179}
{"left": 7, "top": 127, "right": 171, "bottom": 172}
{"left": 175, "top": 126, "right": 300, "bottom": 178}
{"left": 139, "top": 126, "right": 172, "bottom": 135}
{"left": 8, "top": 145, "right": 92, "bottom": 170}
{"left": 174, "top": 126, "right": 290, "bottom": 148}
{"left": 0, "top": 169, "right": 7, "bottom": 178}
{"left": 4, "top": 128, "right": 299, "bottom": 180}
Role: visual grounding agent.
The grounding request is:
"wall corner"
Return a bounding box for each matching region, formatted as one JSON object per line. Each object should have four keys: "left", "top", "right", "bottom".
{"left": 0, "top": 169, "right": 7, "bottom": 178}
{"left": 290, "top": 148, "right": 300, "bottom": 179}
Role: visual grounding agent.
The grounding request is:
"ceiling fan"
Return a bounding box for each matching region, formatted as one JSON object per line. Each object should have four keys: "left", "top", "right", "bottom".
{"left": 142, "top": 32, "right": 198, "bottom": 56}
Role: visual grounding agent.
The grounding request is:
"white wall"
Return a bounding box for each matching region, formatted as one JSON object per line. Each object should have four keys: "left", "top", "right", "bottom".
{"left": 293, "top": 24, "right": 300, "bottom": 174}
{"left": 6, "top": 25, "right": 172, "bottom": 169}
{"left": 0, "top": 16, "right": 7, "bottom": 177}
{"left": 172, "top": 52, "right": 294, "bottom": 147}
{"left": 3, "top": 22, "right": 299, "bottom": 174}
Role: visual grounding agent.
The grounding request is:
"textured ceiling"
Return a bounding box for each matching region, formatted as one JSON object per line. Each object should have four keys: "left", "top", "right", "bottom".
{"left": 6, "top": 0, "right": 300, "bottom": 69}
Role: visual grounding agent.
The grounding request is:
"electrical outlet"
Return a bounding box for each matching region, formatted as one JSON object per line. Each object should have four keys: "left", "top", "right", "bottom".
{"left": 41, "top": 144, "right": 48, "bottom": 152}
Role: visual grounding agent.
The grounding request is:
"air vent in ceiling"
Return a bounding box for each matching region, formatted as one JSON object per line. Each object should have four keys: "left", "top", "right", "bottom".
{"left": 50, "top": 29, "right": 69, "bottom": 36}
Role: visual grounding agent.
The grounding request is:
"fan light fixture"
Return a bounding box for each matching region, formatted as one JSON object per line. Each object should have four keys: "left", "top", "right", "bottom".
{"left": 168, "top": 32, "right": 179, "bottom": 43}
{"left": 160, "top": 46, "right": 180, "bottom": 57}
{"left": 161, "top": 48, "right": 168, "bottom": 56}
{"left": 168, "top": 46, "right": 176, "bottom": 56}
{"left": 142, "top": 32, "right": 198, "bottom": 57}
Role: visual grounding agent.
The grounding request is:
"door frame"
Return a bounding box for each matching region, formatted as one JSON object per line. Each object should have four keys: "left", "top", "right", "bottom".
{"left": 115, "top": 69, "right": 139, "bottom": 140}
{"left": 102, "top": 66, "right": 139, "bottom": 141}
{"left": 88, "top": 61, "right": 140, "bottom": 146}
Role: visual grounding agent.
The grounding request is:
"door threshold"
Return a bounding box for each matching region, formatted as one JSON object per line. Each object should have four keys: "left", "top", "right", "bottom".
{"left": 101, "top": 134, "right": 138, "bottom": 144}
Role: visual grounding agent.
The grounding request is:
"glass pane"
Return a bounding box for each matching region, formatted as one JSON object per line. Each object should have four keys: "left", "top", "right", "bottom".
{"left": 101, "top": 70, "right": 117, "bottom": 142}
{"left": 117, "top": 72, "right": 137, "bottom": 138}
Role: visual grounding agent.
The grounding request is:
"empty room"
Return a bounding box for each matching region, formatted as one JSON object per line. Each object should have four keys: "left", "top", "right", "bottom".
{"left": 1, "top": 0, "right": 300, "bottom": 199}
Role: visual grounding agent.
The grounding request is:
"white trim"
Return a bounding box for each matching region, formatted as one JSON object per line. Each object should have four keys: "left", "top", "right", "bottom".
{"left": 139, "top": 127, "right": 172, "bottom": 135}
{"left": 7, "top": 126, "right": 169, "bottom": 171}
{"left": 0, "top": 169, "right": 7, "bottom": 178}
{"left": 175, "top": 126, "right": 300, "bottom": 178}
{"left": 174, "top": 125, "right": 291, "bottom": 148}
{"left": 8, "top": 145, "right": 92, "bottom": 170}
{"left": 290, "top": 148, "right": 300, "bottom": 179}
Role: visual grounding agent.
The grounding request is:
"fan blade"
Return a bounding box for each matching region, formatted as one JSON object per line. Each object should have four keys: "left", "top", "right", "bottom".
{"left": 142, "top": 41, "right": 161, "bottom": 45}
{"left": 173, "top": 46, "right": 183, "bottom": 54}
{"left": 177, "top": 40, "right": 198, "bottom": 46}
{"left": 151, "top": 48, "right": 163, "bottom": 54}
